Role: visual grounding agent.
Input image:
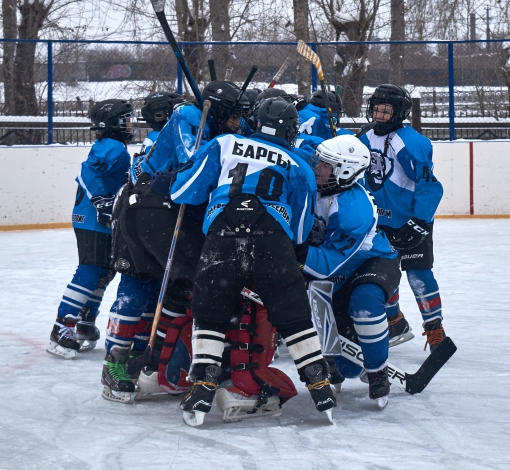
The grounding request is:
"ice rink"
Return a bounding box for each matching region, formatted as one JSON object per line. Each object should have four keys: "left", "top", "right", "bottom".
{"left": 1, "top": 219, "right": 509, "bottom": 470}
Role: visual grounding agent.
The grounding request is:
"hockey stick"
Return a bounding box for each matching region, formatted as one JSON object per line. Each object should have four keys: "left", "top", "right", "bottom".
{"left": 268, "top": 57, "right": 291, "bottom": 88}
{"left": 150, "top": 0, "right": 204, "bottom": 108}
{"left": 148, "top": 99, "right": 211, "bottom": 350}
{"left": 208, "top": 59, "right": 217, "bottom": 81}
{"left": 226, "top": 65, "right": 258, "bottom": 116}
{"left": 297, "top": 40, "right": 337, "bottom": 138}
{"left": 241, "top": 285, "right": 457, "bottom": 395}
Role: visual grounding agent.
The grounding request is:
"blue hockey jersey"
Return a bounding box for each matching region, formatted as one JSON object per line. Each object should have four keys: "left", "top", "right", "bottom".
{"left": 130, "top": 130, "right": 159, "bottom": 185}
{"left": 360, "top": 125, "right": 443, "bottom": 228}
{"left": 72, "top": 138, "right": 131, "bottom": 234}
{"left": 170, "top": 133, "right": 317, "bottom": 244}
{"left": 298, "top": 103, "right": 354, "bottom": 140}
{"left": 302, "top": 183, "right": 397, "bottom": 290}
{"left": 140, "top": 103, "right": 211, "bottom": 177}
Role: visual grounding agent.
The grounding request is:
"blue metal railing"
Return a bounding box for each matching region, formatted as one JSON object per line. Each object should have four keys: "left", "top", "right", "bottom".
{"left": 1, "top": 37, "right": 510, "bottom": 143}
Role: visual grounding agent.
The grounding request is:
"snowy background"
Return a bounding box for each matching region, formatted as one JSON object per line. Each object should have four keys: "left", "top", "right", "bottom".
{"left": 0, "top": 219, "right": 509, "bottom": 469}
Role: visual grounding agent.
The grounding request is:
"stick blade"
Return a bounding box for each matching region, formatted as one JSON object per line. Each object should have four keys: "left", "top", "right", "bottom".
{"left": 405, "top": 337, "right": 457, "bottom": 394}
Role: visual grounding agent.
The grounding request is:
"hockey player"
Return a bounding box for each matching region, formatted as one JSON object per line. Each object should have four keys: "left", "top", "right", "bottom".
{"left": 105, "top": 82, "right": 251, "bottom": 401}
{"left": 359, "top": 84, "right": 446, "bottom": 352}
{"left": 295, "top": 134, "right": 401, "bottom": 408}
{"left": 298, "top": 89, "right": 353, "bottom": 139}
{"left": 102, "top": 92, "right": 184, "bottom": 402}
{"left": 47, "top": 99, "right": 133, "bottom": 360}
{"left": 171, "top": 97, "right": 337, "bottom": 426}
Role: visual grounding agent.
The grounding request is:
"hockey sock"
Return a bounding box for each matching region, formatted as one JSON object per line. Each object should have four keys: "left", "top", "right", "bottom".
{"left": 132, "top": 277, "right": 160, "bottom": 351}
{"left": 57, "top": 265, "right": 111, "bottom": 321}
{"left": 385, "top": 288, "right": 400, "bottom": 319}
{"left": 283, "top": 327, "right": 324, "bottom": 382}
{"left": 81, "top": 268, "right": 115, "bottom": 321}
{"left": 406, "top": 269, "right": 442, "bottom": 324}
{"left": 188, "top": 322, "right": 226, "bottom": 380}
{"left": 349, "top": 283, "right": 389, "bottom": 370}
{"left": 105, "top": 274, "right": 156, "bottom": 354}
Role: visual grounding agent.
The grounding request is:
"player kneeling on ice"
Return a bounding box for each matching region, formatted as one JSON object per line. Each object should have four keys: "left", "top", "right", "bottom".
{"left": 170, "top": 97, "right": 337, "bottom": 426}
{"left": 295, "top": 134, "right": 401, "bottom": 409}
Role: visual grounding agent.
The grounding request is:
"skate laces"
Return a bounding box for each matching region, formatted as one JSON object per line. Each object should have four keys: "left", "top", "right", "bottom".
{"left": 422, "top": 327, "right": 445, "bottom": 351}
{"left": 307, "top": 379, "right": 330, "bottom": 391}
{"left": 388, "top": 312, "right": 403, "bottom": 326}
{"left": 56, "top": 322, "right": 77, "bottom": 341}
{"left": 193, "top": 381, "right": 218, "bottom": 390}
{"left": 104, "top": 360, "right": 131, "bottom": 382}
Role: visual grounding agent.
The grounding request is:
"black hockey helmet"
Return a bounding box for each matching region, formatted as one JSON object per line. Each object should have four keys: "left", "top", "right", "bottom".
{"left": 310, "top": 89, "right": 343, "bottom": 121}
{"left": 255, "top": 97, "right": 300, "bottom": 146}
{"left": 244, "top": 88, "right": 263, "bottom": 108}
{"left": 140, "top": 91, "right": 184, "bottom": 131}
{"left": 201, "top": 80, "right": 251, "bottom": 134}
{"left": 90, "top": 99, "right": 134, "bottom": 143}
{"left": 366, "top": 84, "right": 412, "bottom": 136}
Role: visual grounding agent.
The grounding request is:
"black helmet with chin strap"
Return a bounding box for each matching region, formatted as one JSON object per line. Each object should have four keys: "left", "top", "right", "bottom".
{"left": 90, "top": 99, "right": 134, "bottom": 144}
{"left": 366, "top": 84, "right": 412, "bottom": 136}
{"left": 140, "top": 91, "right": 184, "bottom": 131}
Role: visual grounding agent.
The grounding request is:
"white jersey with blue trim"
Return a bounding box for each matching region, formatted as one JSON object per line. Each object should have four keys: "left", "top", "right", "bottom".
{"left": 170, "top": 133, "right": 317, "bottom": 244}
{"left": 130, "top": 130, "right": 159, "bottom": 185}
{"left": 360, "top": 125, "right": 443, "bottom": 228}
{"left": 302, "top": 183, "right": 397, "bottom": 290}
{"left": 72, "top": 138, "right": 130, "bottom": 234}
{"left": 140, "top": 104, "right": 211, "bottom": 177}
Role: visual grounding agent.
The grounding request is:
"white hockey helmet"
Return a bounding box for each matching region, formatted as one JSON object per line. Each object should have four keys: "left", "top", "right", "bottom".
{"left": 312, "top": 134, "right": 370, "bottom": 192}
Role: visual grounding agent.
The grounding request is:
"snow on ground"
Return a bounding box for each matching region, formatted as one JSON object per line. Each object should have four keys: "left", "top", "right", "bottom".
{"left": 0, "top": 219, "right": 509, "bottom": 469}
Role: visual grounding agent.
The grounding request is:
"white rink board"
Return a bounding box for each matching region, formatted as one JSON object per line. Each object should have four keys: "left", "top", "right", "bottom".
{"left": 0, "top": 141, "right": 509, "bottom": 228}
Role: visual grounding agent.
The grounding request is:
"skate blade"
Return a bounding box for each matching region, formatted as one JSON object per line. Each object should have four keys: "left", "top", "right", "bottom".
{"left": 374, "top": 396, "right": 388, "bottom": 410}
{"left": 389, "top": 331, "right": 415, "bottom": 348}
{"left": 183, "top": 410, "right": 206, "bottom": 427}
{"left": 46, "top": 341, "right": 76, "bottom": 360}
{"left": 101, "top": 385, "right": 134, "bottom": 404}
{"left": 134, "top": 391, "right": 185, "bottom": 401}
{"left": 332, "top": 383, "right": 342, "bottom": 394}
{"left": 215, "top": 389, "right": 282, "bottom": 422}
{"left": 77, "top": 340, "right": 97, "bottom": 352}
{"left": 323, "top": 408, "right": 334, "bottom": 424}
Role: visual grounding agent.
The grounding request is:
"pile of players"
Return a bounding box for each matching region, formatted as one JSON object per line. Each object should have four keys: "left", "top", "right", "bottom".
{"left": 46, "top": 79, "right": 446, "bottom": 426}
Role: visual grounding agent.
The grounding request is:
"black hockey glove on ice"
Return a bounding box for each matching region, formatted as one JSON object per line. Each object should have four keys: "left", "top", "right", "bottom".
{"left": 91, "top": 195, "right": 115, "bottom": 229}
{"left": 390, "top": 218, "right": 430, "bottom": 250}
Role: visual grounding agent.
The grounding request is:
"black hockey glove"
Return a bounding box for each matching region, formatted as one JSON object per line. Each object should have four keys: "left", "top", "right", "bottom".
{"left": 90, "top": 195, "right": 115, "bottom": 229}
{"left": 307, "top": 217, "right": 326, "bottom": 246}
{"left": 150, "top": 168, "right": 179, "bottom": 203}
{"left": 390, "top": 218, "right": 430, "bottom": 250}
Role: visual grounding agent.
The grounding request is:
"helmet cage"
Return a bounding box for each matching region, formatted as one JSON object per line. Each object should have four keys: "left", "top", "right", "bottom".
{"left": 312, "top": 136, "right": 370, "bottom": 192}
{"left": 90, "top": 99, "right": 134, "bottom": 143}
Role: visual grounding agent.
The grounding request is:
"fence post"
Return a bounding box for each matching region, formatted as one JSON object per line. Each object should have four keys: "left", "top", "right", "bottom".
{"left": 177, "top": 42, "right": 183, "bottom": 95}
{"left": 448, "top": 42, "right": 456, "bottom": 141}
{"left": 311, "top": 42, "right": 318, "bottom": 92}
{"left": 411, "top": 92, "right": 422, "bottom": 133}
{"left": 47, "top": 41, "right": 53, "bottom": 145}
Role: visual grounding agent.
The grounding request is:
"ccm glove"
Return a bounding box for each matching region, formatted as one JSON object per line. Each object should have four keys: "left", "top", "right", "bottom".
{"left": 391, "top": 218, "right": 430, "bottom": 250}
{"left": 90, "top": 195, "right": 115, "bottom": 229}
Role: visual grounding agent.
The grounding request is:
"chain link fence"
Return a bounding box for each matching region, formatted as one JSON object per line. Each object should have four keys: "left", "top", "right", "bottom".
{"left": 1, "top": 38, "right": 510, "bottom": 145}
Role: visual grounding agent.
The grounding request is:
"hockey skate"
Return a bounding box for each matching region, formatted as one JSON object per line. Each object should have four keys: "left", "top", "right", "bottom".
{"left": 46, "top": 316, "right": 81, "bottom": 360}
{"left": 76, "top": 321, "right": 100, "bottom": 352}
{"left": 101, "top": 346, "right": 135, "bottom": 404}
{"left": 304, "top": 362, "right": 337, "bottom": 423}
{"left": 367, "top": 365, "right": 390, "bottom": 410}
{"left": 388, "top": 311, "right": 414, "bottom": 348}
{"left": 180, "top": 364, "right": 221, "bottom": 427}
{"left": 126, "top": 348, "right": 151, "bottom": 381}
{"left": 422, "top": 318, "right": 446, "bottom": 353}
{"left": 215, "top": 382, "right": 282, "bottom": 423}
{"left": 326, "top": 357, "right": 345, "bottom": 393}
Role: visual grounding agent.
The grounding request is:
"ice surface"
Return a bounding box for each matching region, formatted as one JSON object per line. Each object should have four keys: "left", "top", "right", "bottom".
{"left": 1, "top": 219, "right": 509, "bottom": 469}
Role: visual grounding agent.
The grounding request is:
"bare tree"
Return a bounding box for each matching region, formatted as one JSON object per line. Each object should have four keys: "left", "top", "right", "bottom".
{"left": 293, "top": 0, "right": 311, "bottom": 95}
{"left": 314, "top": 0, "right": 381, "bottom": 117}
{"left": 389, "top": 0, "right": 405, "bottom": 85}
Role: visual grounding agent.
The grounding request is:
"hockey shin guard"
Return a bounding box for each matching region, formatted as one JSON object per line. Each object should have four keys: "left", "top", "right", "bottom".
{"left": 349, "top": 283, "right": 389, "bottom": 371}
{"left": 407, "top": 269, "right": 442, "bottom": 323}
